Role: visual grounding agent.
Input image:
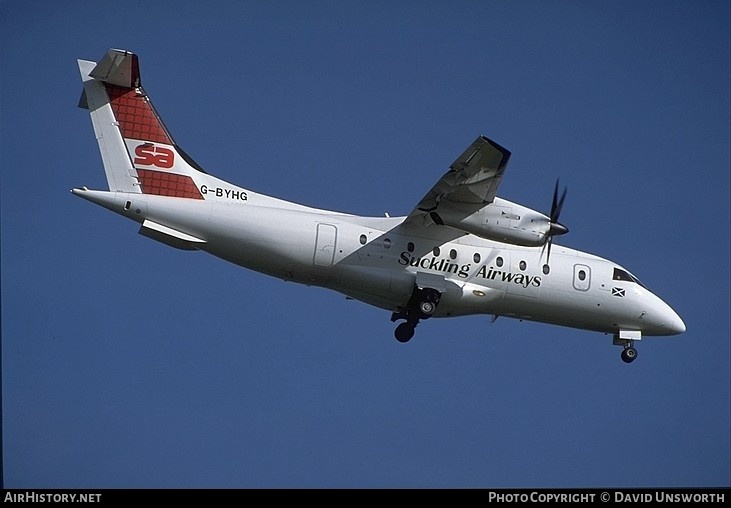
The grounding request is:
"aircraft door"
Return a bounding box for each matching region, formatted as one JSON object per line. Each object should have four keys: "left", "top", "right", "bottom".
{"left": 313, "top": 223, "right": 338, "bottom": 267}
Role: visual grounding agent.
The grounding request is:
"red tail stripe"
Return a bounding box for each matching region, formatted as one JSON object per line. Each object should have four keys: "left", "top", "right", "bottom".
{"left": 137, "top": 169, "right": 203, "bottom": 200}
{"left": 105, "top": 85, "right": 171, "bottom": 144}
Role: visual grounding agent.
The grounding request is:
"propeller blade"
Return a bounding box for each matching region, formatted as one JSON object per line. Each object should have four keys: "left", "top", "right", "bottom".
{"left": 543, "top": 179, "right": 569, "bottom": 268}
{"left": 540, "top": 238, "right": 548, "bottom": 262}
{"left": 546, "top": 237, "right": 553, "bottom": 265}
{"left": 540, "top": 236, "right": 555, "bottom": 266}
{"left": 550, "top": 179, "right": 568, "bottom": 223}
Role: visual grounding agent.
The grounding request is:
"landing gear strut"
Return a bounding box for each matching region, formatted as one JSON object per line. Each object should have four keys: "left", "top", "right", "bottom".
{"left": 391, "top": 286, "right": 441, "bottom": 343}
{"left": 614, "top": 331, "right": 641, "bottom": 363}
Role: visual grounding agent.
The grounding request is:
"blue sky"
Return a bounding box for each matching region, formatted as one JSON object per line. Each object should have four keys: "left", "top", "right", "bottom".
{"left": 1, "top": 0, "right": 729, "bottom": 488}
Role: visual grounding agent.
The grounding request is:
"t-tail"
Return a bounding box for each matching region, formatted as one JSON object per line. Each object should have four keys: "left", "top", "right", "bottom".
{"left": 77, "top": 49, "right": 243, "bottom": 200}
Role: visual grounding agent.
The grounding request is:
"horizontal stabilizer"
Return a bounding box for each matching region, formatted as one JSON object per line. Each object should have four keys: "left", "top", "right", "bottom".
{"left": 78, "top": 90, "right": 89, "bottom": 110}
{"left": 89, "top": 49, "right": 140, "bottom": 88}
{"left": 139, "top": 219, "right": 205, "bottom": 251}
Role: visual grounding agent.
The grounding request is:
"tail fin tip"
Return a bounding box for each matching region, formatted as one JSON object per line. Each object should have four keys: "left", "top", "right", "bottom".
{"left": 89, "top": 49, "right": 140, "bottom": 88}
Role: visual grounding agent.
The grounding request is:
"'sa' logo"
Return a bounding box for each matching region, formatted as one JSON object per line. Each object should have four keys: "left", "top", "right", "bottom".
{"left": 134, "top": 143, "right": 174, "bottom": 169}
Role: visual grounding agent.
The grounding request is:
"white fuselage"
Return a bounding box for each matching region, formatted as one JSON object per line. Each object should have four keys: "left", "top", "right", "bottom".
{"left": 74, "top": 188, "right": 685, "bottom": 337}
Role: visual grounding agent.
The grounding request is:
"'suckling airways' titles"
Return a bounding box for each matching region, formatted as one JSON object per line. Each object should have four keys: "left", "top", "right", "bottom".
{"left": 398, "top": 251, "right": 542, "bottom": 288}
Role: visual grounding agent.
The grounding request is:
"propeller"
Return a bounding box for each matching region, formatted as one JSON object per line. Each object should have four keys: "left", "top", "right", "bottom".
{"left": 541, "top": 179, "right": 569, "bottom": 267}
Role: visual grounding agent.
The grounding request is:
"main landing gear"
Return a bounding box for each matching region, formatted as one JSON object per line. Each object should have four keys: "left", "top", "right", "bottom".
{"left": 394, "top": 322, "right": 416, "bottom": 343}
{"left": 391, "top": 287, "right": 441, "bottom": 343}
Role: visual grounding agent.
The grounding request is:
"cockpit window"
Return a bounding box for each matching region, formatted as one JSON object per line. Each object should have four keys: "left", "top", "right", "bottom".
{"left": 613, "top": 268, "right": 633, "bottom": 282}
{"left": 613, "top": 268, "right": 646, "bottom": 288}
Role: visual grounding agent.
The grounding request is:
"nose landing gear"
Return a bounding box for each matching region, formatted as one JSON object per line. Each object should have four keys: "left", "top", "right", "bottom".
{"left": 614, "top": 330, "right": 641, "bottom": 363}
{"left": 391, "top": 286, "right": 441, "bottom": 343}
{"left": 620, "top": 344, "right": 638, "bottom": 363}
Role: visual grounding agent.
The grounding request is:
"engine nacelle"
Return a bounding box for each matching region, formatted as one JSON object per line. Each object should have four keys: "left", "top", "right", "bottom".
{"left": 433, "top": 197, "right": 551, "bottom": 247}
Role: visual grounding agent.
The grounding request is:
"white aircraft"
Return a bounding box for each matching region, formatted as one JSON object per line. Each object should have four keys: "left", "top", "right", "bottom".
{"left": 73, "top": 49, "right": 685, "bottom": 363}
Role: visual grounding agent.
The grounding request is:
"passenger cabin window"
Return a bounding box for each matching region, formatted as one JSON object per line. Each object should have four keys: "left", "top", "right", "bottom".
{"left": 473, "top": 253, "right": 481, "bottom": 263}
{"left": 578, "top": 270, "right": 587, "bottom": 281}
{"left": 433, "top": 247, "right": 441, "bottom": 257}
{"left": 613, "top": 268, "right": 646, "bottom": 288}
{"left": 359, "top": 234, "right": 367, "bottom": 245}
{"left": 519, "top": 260, "right": 527, "bottom": 271}
{"left": 496, "top": 256, "right": 504, "bottom": 267}
{"left": 407, "top": 242, "right": 415, "bottom": 253}
{"left": 449, "top": 249, "right": 457, "bottom": 260}
{"left": 383, "top": 238, "right": 392, "bottom": 249}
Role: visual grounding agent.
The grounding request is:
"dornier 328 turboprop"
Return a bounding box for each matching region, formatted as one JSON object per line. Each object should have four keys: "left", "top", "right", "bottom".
{"left": 73, "top": 49, "right": 685, "bottom": 363}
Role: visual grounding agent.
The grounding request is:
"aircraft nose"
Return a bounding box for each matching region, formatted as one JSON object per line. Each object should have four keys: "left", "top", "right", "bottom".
{"left": 652, "top": 298, "right": 686, "bottom": 335}
{"left": 667, "top": 310, "right": 686, "bottom": 335}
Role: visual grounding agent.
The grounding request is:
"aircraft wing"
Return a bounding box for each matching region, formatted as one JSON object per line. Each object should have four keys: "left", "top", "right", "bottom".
{"left": 407, "top": 136, "right": 511, "bottom": 222}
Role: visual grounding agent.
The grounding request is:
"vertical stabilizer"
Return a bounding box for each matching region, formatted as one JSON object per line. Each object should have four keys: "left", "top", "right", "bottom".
{"left": 78, "top": 49, "right": 204, "bottom": 199}
{"left": 78, "top": 54, "right": 140, "bottom": 193}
